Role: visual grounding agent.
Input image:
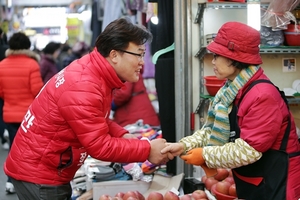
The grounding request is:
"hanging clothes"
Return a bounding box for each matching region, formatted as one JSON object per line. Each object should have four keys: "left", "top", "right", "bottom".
{"left": 150, "top": 0, "right": 176, "bottom": 175}
{"left": 143, "top": 42, "right": 155, "bottom": 78}
{"left": 90, "top": 0, "right": 103, "bottom": 45}
{"left": 101, "top": 0, "right": 127, "bottom": 31}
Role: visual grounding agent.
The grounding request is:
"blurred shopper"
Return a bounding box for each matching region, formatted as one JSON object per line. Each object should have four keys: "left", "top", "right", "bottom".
{"left": 0, "top": 27, "right": 9, "bottom": 150}
{"left": 112, "top": 67, "right": 160, "bottom": 127}
{"left": 0, "top": 32, "right": 44, "bottom": 194}
{"left": 0, "top": 28, "right": 8, "bottom": 60}
{"left": 39, "top": 41, "right": 61, "bottom": 84}
{"left": 4, "top": 18, "right": 171, "bottom": 200}
{"left": 161, "top": 22, "right": 300, "bottom": 200}
{"left": 62, "top": 41, "right": 90, "bottom": 68}
{"left": 57, "top": 43, "right": 72, "bottom": 70}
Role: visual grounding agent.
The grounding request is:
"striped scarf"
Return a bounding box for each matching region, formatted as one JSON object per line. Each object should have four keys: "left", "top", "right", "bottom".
{"left": 204, "top": 65, "right": 260, "bottom": 146}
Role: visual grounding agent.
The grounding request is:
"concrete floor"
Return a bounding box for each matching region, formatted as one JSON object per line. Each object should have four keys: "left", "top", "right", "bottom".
{"left": 0, "top": 147, "right": 19, "bottom": 200}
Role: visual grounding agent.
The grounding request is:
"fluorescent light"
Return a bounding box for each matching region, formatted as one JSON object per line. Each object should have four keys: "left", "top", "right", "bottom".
{"left": 151, "top": 16, "right": 159, "bottom": 25}
{"left": 247, "top": 3, "right": 261, "bottom": 31}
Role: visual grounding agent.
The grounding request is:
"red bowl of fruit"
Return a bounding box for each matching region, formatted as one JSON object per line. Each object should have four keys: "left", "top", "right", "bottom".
{"left": 211, "top": 183, "right": 237, "bottom": 200}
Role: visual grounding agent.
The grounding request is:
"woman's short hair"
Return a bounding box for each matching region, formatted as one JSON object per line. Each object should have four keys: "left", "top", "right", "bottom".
{"left": 8, "top": 32, "right": 31, "bottom": 50}
{"left": 43, "top": 42, "right": 61, "bottom": 54}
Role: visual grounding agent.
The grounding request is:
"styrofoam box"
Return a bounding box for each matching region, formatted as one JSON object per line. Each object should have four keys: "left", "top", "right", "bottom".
{"left": 92, "top": 180, "right": 150, "bottom": 199}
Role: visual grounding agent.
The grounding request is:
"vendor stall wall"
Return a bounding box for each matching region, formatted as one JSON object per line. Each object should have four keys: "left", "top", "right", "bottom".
{"left": 174, "top": 0, "right": 300, "bottom": 179}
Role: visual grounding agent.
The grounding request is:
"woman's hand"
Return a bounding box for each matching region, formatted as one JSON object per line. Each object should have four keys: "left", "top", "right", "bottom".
{"left": 160, "top": 142, "right": 185, "bottom": 157}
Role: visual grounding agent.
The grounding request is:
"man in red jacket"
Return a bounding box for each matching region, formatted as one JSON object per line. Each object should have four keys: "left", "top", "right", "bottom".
{"left": 4, "top": 18, "right": 171, "bottom": 200}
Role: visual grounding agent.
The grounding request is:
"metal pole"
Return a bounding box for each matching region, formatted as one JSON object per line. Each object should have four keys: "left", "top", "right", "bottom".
{"left": 174, "top": 0, "right": 194, "bottom": 177}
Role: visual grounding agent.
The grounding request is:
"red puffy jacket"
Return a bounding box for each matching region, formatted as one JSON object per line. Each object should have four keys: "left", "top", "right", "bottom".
{"left": 0, "top": 50, "right": 43, "bottom": 123}
{"left": 235, "top": 68, "right": 300, "bottom": 199}
{"left": 4, "top": 48, "right": 150, "bottom": 185}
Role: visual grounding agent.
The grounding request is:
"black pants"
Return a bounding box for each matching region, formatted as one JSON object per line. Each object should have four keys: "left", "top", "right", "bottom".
{"left": 0, "top": 99, "right": 7, "bottom": 145}
{"left": 11, "top": 178, "right": 72, "bottom": 200}
{"left": 5, "top": 123, "right": 20, "bottom": 149}
{"left": 5, "top": 123, "right": 20, "bottom": 183}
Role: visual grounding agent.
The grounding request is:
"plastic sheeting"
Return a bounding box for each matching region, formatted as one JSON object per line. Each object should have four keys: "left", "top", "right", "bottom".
{"left": 261, "top": 0, "right": 300, "bottom": 30}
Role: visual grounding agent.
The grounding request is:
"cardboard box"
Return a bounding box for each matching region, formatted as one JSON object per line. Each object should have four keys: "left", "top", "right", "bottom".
{"left": 92, "top": 179, "right": 150, "bottom": 199}
{"left": 76, "top": 189, "right": 92, "bottom": 200}
{"left": 143, "top": 173, "right": 184, "bottom": 198}
{"left": 92, "top": 173, "right": 184, "bottom": 200}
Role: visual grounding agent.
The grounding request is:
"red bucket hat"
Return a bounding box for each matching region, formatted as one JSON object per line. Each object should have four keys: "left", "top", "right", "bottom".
{"left": 207, "top": 21, "right": 262, "bottom": 65}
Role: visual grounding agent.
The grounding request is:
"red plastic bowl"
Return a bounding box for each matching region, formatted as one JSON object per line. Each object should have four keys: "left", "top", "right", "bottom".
{"left": 205, "top": 83, "right": 222, "bottom": 96}
{"left": 211, "top": 183, "right": 237, "bottom": 200}
{"left": 284, "top": 24, "right": 300, "bottom": 46}
{"left": 204, "top": 76, "right": 226, "bottom": 85}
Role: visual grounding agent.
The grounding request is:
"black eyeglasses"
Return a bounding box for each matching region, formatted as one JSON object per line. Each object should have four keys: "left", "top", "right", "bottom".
{"left": 117, "top": 49, "right": 145, "bottom": 61}
{"left": 212, "top": 53, "right": 219, "bottom": 60}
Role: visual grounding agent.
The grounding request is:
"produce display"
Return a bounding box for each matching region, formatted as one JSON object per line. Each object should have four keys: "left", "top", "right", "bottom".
{"left": 202, "top": 168, "right": 237, "bottom": 200}
{"left": 98, "top": 189, "right": 209, "bottom": 200}
{"left": 98, "top": 168, "right": 237, "bottom": 200}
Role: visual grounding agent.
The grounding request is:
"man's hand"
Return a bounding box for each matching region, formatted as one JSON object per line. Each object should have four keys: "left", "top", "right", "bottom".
{"left": 148, "top": 138, "right": 170, "bottom": 165}
{"left": 180, "top": 148, "right": 205, "bottom": 166}
{"left": 160, "top": 142, "right": 185, "bottom": 157}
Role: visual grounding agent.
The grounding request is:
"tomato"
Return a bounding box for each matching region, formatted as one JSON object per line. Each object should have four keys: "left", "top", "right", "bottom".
{"left": 223, "top": 176, "right": 235, "bottom": 185}
{"left": 204, "top": 177, "right": 218, "bottom": 190}
{"left": 164, "top": 191, "right": 180, "bottom": 200}
{"left": 191, "top": 189, "right": 207, "bottom": 199}
{"left": 123, "top": 191, "right": 138, "bottom": 200}
{"left": 99, "top": 194, "right": 112, "bottom": 200}
{"left": 201, "top": 175, "right": 207, "bottom": 183}
{"left": 215, "top": 181, "right": 231, "bottom": 195}
{"left": 146, "top": 191, "right": 163, "bottom": 200}
{"left": 214, "top": 168, "right": 229, "bottom": 181}
{"left": 179, "top": 194, "right": 191, "bottom": 200}
{"left": 134, "top": 191, "right": 145, "bottom": 200}
{"left": 115, "top": 192, "right": 125, "bottom": 198}
{"left": 210, "top": 183, "right": 217, "bottom": 195}
{"left": 229, "top": 184, "right": 237, "bottom": 197}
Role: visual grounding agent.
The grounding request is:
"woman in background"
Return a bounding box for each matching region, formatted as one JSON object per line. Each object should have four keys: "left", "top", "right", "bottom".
{"left": 0, "top": 32, "right": 44, "bottom": 194}
{"left": 0, "top": 27, "right": 9, "bottom": 150}
{"left": 39, "top": 41, "right": 61, "bottom": 84}
{"left": 62, "top": 41, "right": 90, "bottom": 68}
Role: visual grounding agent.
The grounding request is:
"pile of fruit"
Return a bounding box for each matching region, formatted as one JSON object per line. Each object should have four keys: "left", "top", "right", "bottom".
{"left": 201, "top": 168, "right": 237, "bottom": 199}
{"left": 99, "top": 189, "right": 209, "bottom": 200}
{"left": 98, "top": 168, "right": 237, "bottom": 200}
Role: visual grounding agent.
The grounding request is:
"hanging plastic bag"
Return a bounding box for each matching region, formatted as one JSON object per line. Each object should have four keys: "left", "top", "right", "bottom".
{"left": 261, "top": 0, "right": 300, "bottom": 30}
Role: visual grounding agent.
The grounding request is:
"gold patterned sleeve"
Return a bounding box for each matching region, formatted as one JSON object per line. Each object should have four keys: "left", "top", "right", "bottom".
{"left": 202, "top": 138, "right": 262, "bottom": 169}
{"left": 179, "top": 127, "right": 212, "bottom": 153}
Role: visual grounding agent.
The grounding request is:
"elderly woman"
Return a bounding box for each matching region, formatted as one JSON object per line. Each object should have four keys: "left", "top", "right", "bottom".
{"left": 162, "top": 22, "right": 300, "bottom": 200}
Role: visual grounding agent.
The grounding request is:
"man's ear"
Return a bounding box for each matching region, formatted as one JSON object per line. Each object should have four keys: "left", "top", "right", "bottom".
{"left": 110, "top": 49, "right": 119, "bottom": 63}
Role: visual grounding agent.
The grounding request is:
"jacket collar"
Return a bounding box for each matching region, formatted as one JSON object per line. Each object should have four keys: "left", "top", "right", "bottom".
{"left": 89, "top": 48, "right": 124, "bottom": 90}
{"left": 5, "top": 49, "right": 40, "bottom": 62}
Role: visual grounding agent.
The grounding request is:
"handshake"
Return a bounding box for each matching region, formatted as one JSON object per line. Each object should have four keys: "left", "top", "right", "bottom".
{"left": 147, "top": 138, "right": 217, "bottom": 177}
{"left": 146, "top": 138, "right": 183, "bottom": 165}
